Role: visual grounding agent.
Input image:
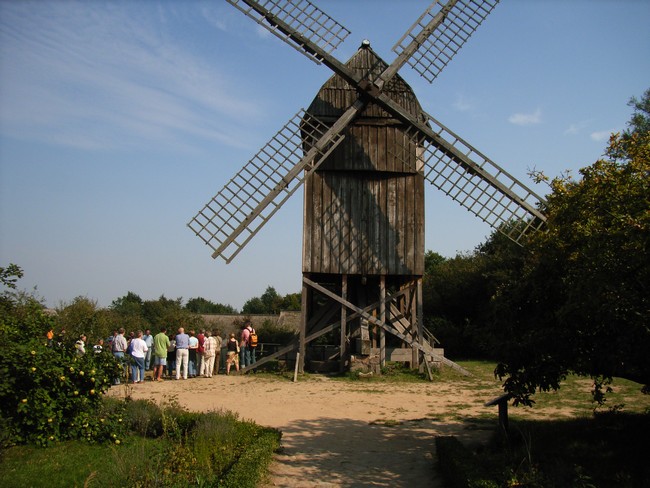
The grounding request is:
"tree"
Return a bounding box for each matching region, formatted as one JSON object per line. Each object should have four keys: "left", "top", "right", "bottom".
{"left": 624, "top": 88, "right": 650, "bottom": 139}
{"left": 279, "top": 292, "right": 301, "bottom": 311}
{"left": 241, "top": 297, "right": 265, "bottom": 315}
{"left": 242, "top": 286, "right": 295, "bottom": 314}
{"left": 56, "top": 296, "right": 103, "bottom": 343}
{"left": 494, "top": 90, "right": 650, "bottom": 405}
{"left": 185, "top": 297, "right": 237, "bottom": 314}
{"left": 0, "top": 264, "right": 23, "bottom": 290}
{"left": 0, "top": 265, "right": 120, "bottom": 446}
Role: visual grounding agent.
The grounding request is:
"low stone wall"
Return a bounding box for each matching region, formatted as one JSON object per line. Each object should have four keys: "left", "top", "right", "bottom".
{"left": 200, "top": 311, "right": 301, "bottom": 336}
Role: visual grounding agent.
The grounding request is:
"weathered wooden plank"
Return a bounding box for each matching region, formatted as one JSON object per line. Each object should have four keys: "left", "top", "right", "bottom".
{"left": 302, "top": 174, "right": 313, "bottom": 272}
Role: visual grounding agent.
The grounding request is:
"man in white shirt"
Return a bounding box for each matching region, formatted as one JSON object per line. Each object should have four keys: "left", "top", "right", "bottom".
{"left": 129, "top": 330, "right": 148, "bottom": 383}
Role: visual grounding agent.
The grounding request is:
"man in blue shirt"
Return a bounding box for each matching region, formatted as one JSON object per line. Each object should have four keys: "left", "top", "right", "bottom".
{"left": 175, "top": 327, "right": 190, "bottom": 380}
{"left": 111, "top": 328, "right": 128, "bottom": 384}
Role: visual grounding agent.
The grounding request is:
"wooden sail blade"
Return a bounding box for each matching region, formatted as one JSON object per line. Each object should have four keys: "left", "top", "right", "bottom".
{"left": 187, "top": 110, "right": 346, "bottom": 263}
{"left": 226, "top": 0, "right": 350, "bottom": 65}
{"left": 390, "top": 111, "right": 547, "bottom": 244}
{"left": 392, "top": 0, "right": 500, "bottom": 83}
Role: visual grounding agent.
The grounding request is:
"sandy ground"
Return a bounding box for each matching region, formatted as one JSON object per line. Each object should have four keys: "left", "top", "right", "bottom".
{"left": 108, "top": 372, "right": 508, "bottom": 487}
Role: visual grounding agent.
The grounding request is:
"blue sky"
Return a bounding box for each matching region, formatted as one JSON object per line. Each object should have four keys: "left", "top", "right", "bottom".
{"left": 1, "top": 0, "right": 648, "bottom": 311}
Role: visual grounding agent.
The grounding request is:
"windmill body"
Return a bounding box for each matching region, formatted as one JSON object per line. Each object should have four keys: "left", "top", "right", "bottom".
{"left": 188, "top": 0, "right": 546, "bottom": 375}
{"left": 304, "top": 44, "right": 425, "bottom": 278}
{"left": 302, "top": 44, "right": 427, "bottom": 371}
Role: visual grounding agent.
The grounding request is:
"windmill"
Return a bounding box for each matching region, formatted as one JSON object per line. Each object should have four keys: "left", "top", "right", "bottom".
{"left": 188, "top": 0, "right": 547, "bottom": 376}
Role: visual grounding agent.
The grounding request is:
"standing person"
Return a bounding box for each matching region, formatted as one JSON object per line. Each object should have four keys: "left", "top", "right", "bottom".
{"left": 166, "top": 334, "right": 176, "bottom": 378}
{"left": 112, "top": 328, "right": 128, "bottom": 384}
{"left": 239, "top": 323, "right": 250, "bottom": 368}
{"left": 188, "top": 330, "right": 199, "bottom": 378}
{"left": 247, "top": 321, "right": 258, "bottom": 366}
{"left": 129, "top": 330, "right": 148, "bottom": 383}
{"left": 240, "top": 320, "right": 257, "bottom": 368}
{"left": 175, "top": 327, "right": 190, "bottom": 380}
{"left": 212, "top": 329, "right": 223, "bottom": 375}
{"left": 196, "top": 329, "right": 205, "bottom": 378}
{"left": 142, "top": 328, "right": 154, "bottom": 371}
{"left": 201, "top": 331, "right": 217, "bottom": 378}
{"left": 75, "top": 334, "right": 86, "bottom": 357}
{"left": 153, "top": 327, "right": 170, "bottom": 382}
{"left": 226, "top": 333, "right": 240, "bottom": 375}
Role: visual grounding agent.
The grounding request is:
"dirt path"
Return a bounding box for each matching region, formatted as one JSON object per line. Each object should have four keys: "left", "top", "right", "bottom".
{"left": 109, "top": 373, "right": 503, "bottom": 487}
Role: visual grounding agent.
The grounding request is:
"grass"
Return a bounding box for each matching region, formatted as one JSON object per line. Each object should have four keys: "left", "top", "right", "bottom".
{"left": 0, "top": 437, "right": 162, "bottom": 487}
{"left": 433, "top": 361, "right": 650, "bottom": 488}
{"left": 467, "top": 413, "right": 650, "bottom": 488}
{"left": 0, "top": 399, "right": 281, "bottom": 488}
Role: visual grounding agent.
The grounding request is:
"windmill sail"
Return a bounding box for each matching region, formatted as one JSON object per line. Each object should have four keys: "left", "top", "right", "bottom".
{"left": 392, "top": 0, "right": 500, "bottom": 84}
{"left": 391, "top": 111, "right": 547, "bottom": 244}
{"left": 226, "top": 0, "right": 350, "bottom": 64}
{"left": 187, "top": 110, "right": 345, "bottom": 263}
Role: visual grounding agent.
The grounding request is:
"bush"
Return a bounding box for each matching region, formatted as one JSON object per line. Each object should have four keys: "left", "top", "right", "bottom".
{"left": 0, "top": 290, "right": 122, "bottom": 446}
{"left": 258, "top": 319, "right": 297, "bottom": 344}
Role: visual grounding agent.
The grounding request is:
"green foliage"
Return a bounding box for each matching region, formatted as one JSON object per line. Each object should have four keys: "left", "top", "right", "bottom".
{"left": 613, "top": 87, "right": 650, "bottom": 159}
{"left": 257, "top": 319, "right": 297, "bottom": 344}
{"left": 185, "top": 296, "right": 238, "bottom": 314}
{"left": 493, "top": 108, "right": 650, "bottom": 405}
{"left": 109, "top": 292, "right": 204, "bottom": 335}
{"left": 0, "top": 268, "right": 123, "bottom": 447}
{"left": 422, "top": 238, "right": 525, "bottom": 359}
{"left": 0, "top": 264, "right": 23, "bottom": 290}
{"left": 242, "top": 286, "right": 300, "bottom": 314}
{"left": 0, "top": 400, "right": 281, "bottom": 488}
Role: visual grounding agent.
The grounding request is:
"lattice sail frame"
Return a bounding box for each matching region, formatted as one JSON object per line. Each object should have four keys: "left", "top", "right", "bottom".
{"left": 225, "top": 0, "right": 351, "bottom": 64}
{"left": 187, "top": 111, "right": 345, "bottom": 263}
{"left": 390, "top": 111, "right": 546, "bottom": 243}
{"left": 392, "top": 0, "right": 500, "bottom": 83}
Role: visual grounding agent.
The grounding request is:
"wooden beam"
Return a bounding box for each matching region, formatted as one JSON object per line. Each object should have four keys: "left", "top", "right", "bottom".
{"left": 379, "top": 276, "right": 386, "bottom": 368}
{"left": 340, "top": 274, "right": 348, "bottom": 372}
{"left": 303, "top": 276, "right": 471, "bottom": 376}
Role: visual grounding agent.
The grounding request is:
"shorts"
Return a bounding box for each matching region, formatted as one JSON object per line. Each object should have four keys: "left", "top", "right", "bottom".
{"left": 154, "top": 356, "right": 167, "bottom": 366}
{"left": 227, "top": 351, "right": 239, "bottom": 363}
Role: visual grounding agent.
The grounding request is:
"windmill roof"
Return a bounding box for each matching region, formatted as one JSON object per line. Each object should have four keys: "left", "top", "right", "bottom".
{"left": 307, "top": 43, "right": 423, "bottom": 120}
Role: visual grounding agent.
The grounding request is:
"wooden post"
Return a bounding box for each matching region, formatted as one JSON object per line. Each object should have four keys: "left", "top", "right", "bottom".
{"left": 293, "top": 352, "right": 300, "bottom": 382}
{"left": 485, "top": 394, "right": 511, "bottom": 434}
{"left": 379, "top": 275, "right": 386, "bottom": 368}
{"left": 299, "top": 277, "right": 308, "bottom": 373}
{"left": 417, "top": 278, "right": 424, "bottom": 372}
{"left": 340, "top": 274, "right": 348, "bottom": 372}
{"left": 411, "top": 284, "right": 418, "bottom": 369}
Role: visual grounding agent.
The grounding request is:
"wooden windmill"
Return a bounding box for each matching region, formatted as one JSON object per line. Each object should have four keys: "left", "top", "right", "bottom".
{"left": 188, "top": 0, "right": 547, "bottom": 375}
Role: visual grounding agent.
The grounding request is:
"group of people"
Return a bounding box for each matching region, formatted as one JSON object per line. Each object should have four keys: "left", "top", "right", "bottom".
{"left": 107, "top": 321, "right": 258, "bottom": 383}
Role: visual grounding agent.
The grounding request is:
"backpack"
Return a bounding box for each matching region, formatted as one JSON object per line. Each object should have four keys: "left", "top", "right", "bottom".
{"left": 249, "top": 329, "right": 258, "bottom": 348}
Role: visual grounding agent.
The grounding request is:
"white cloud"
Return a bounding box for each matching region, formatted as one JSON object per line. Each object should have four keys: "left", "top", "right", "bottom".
{"left": 508, "top": 108, "right": 542, "bottom": 126}
{"left": 453, "top": 94, "right": 473, "bottom": 112}
{"left": 590, "top": 130, "right": 614, "bottom": 142}
{"left": 0, "top": 2, "right": 263, "bottom": 152}
{"left": 564, "top": 120, "right": 591, "bottom": 135}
